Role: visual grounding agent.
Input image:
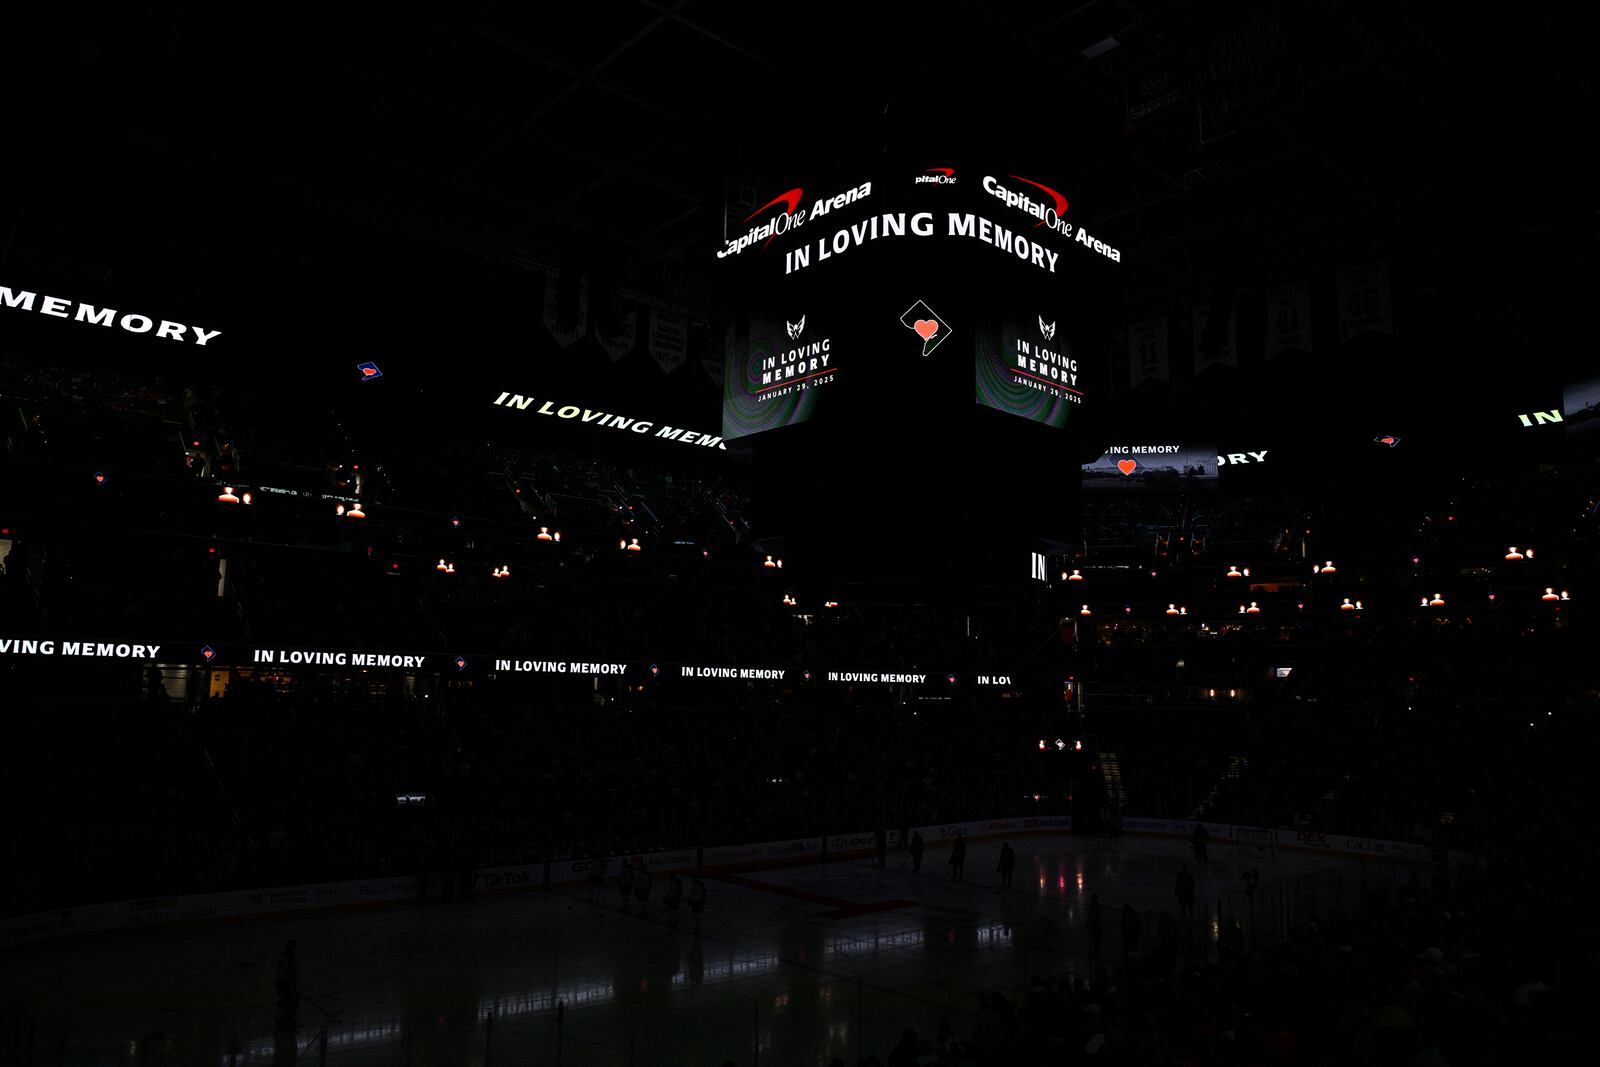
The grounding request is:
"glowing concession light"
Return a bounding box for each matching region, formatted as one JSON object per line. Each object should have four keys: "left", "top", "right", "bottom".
{"left": 1066, "top": 569, "right": 1084, "bottom": 581}
{"left": 1080, "top": 605, "right": 1092, "bottom": 616}
{"left": 347, "top": 502, "right": 365, "bottom": 518}
{"left": 1226, "top": 565, "right": 1242, "bottom": 577}
{"left": 436, "top": 559, "right": 449, "bottom": 572}
{"left": 218, "top": 486, "right": 240, "bottom": 503}
{"left": 1166, "top": 604, "right": 1180, "bottom": 615}
{"left": 1315, "top": 560, "right": 1336, "bottom": 574}
{"left": 1246, "top": 601, "right": 1261, "bottom": 614}
{"left": 537, "top": 527, "right": 553, "bottom": 541}
{"left": 1506, "top": 546, "right": 1524, "bottom": 560}
{"left": 1429, "top": 593, "right": 1445, "bottom": 606}
{"left": 1341, "top": 598, "right": 1355, "bottom": 610}
{"left": 1541, "top": 587, "right": 1559, "bottom": 601}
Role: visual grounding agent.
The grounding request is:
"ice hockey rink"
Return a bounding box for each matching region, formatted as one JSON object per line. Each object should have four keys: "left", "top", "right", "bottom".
{"left": 2, "top": 833, "right": 1412, "bottom": 1065}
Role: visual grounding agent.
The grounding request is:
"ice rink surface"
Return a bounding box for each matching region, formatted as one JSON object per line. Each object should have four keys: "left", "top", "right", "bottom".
{"left": 2, "top": 833, "right": 1408, "bottom": 1065}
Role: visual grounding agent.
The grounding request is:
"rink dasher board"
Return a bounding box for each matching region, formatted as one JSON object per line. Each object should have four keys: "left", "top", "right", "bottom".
{"left": 2, "top": 828, "right": 1073, "bottom": 947}
{"left": 7, "top": 815, "right": 1468, "bottom": 947}
{"left": 1115, "top": 817, "right": 1477, "bottom": 867}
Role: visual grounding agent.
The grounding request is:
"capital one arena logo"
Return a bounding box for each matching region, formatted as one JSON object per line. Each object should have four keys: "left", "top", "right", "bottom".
{"left": 719, "top": 188, "right": 804, "bottom": 260}
{"left": 983, "top": 174, "right": 1071, "bottom": 236}
{"left": 716, "top": 180, "right": 874, "bottom": 260}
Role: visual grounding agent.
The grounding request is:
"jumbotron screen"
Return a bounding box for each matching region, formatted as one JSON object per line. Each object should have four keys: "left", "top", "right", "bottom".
{"left": 716, "top": 163, "right": 1118, "bottom": 440}
{"left": 973, "top": 309, "right": 1083, "bottom": 429}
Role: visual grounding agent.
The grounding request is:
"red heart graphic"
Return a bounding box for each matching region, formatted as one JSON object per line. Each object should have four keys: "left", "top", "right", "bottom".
{"left": 914, "top": 319, "right": 939, "bottom": 341}
{"left": 362, "top": 367, "right": 377, "bottom": 376}
{"left": 1117, "top": 459, "right": 1138, "bottom": 476}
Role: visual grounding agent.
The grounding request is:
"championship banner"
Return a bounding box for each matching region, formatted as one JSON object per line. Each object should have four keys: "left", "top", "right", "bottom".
{"left": 647, "top": 308, "right": 688, "bottom": 374}
{"left": 702, "top": 355, "right": 724, "bottom": 390}
{"left": 1124, "top": 23, "right": 1186, "bottom": 128}
{"left": 593, "top": 298, "right": 638, "bottom": 362}
{"left": 703, "top": 323, "right": 730, "bottom": 389}
{"left": 1337, "top": 261, "right": 1392, "bottom": 342}
{"left": 1265, "top": 281, "right": 1311, "bottom": 358}
{"left": 1192, "top": 304, "right": 1236, "bottom": 374}
{"left": 1128, "top": 316, "right": 1169, "bottom": 388}
{"left": 541, "top": 272, "right": 589, "bottom": 349}
{"left": 1197, "top": 0, "right": 1303, "bottom": 143}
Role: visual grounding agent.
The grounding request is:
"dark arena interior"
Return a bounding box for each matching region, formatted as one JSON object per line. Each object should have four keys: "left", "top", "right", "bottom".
{"left": 3, "top": 3, "right": 1598, "bottom": 1065}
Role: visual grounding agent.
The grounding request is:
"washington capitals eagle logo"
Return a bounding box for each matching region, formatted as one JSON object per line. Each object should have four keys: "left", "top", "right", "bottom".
{"left": 786, "top": 316, "right": 805, "bottom": 341}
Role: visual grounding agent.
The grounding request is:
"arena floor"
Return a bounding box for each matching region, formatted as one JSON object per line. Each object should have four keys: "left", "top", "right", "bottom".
{"left": 2, "top": 833, "right": 1407, "bottom": 1065}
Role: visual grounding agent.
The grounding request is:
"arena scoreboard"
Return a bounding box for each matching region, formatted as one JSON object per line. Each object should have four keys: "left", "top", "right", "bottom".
{"left": 713, "top": 158, "right": 1122, "bottom": 591}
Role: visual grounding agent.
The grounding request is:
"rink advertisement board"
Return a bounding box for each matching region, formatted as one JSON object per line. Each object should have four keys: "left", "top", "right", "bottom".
{"left": 468, "top": 864, "right": 544, "bottom": 892}
{"left": 1117, "top": 817, "right": 1426, "bottom": 861}
{"left": 715, "top": 163, "right": 1118, "bottom": 441}
{"left": 701, "top": 837, "right": 824, "bottom": 869}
